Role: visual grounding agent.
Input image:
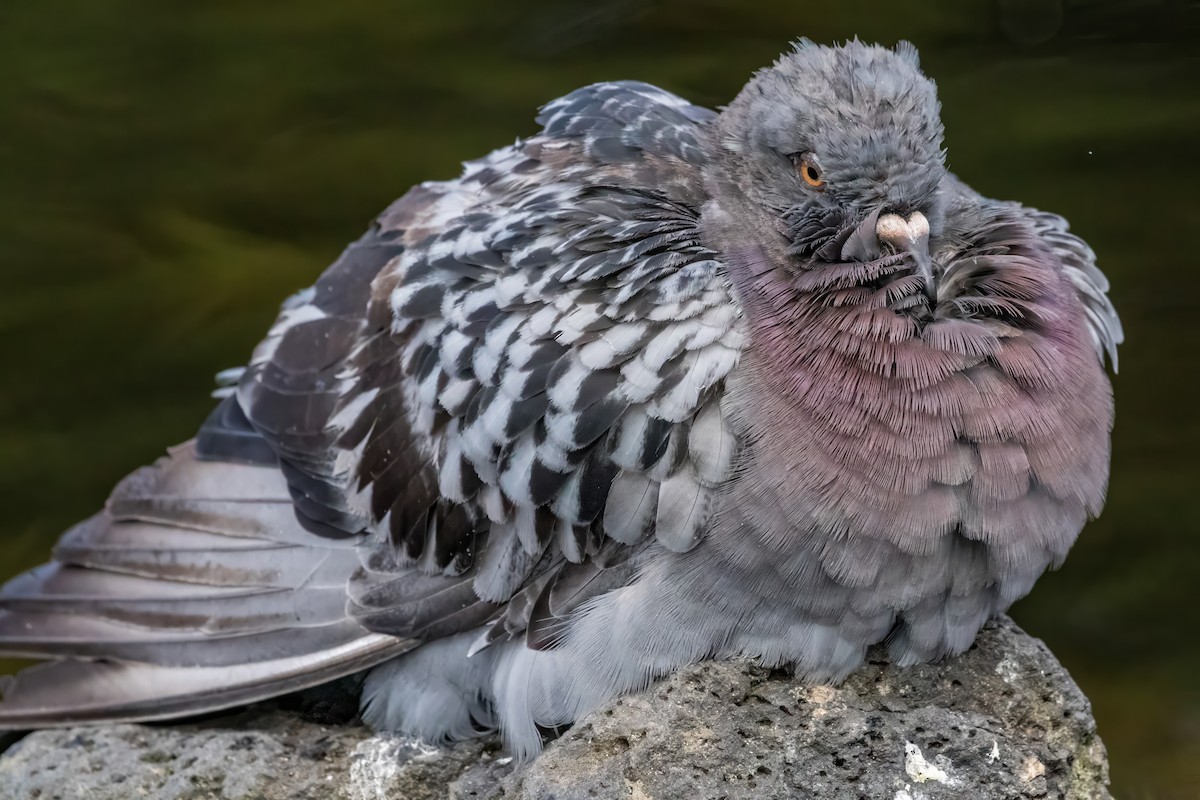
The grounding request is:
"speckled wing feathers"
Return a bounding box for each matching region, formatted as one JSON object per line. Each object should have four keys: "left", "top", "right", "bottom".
{"left": 235, "top": 84, "right": 740, "bottom": 641}
{"left": 219, "top": 81, "right": 743, "bottom": 651}
{"left": 536, "top": 81, "right": 717, "bottom": 164}
{"left": 236, "top": 229, "right": 409, "bottom": 540}
{"left": 0, "top": 81, "right": 741, "bottom": 726}
{"left": 358, "top": 109, "right": 743, "bottom": 644}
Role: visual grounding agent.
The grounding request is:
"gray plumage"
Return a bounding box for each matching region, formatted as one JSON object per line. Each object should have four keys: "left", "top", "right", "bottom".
{"left": 0, "top": 40, "right": 1119, "bottom": 760}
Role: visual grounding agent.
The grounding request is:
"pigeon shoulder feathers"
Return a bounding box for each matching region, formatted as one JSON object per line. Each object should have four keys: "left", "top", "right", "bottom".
{"left": 0, "top": 81, "right": 743, "bottom": 726}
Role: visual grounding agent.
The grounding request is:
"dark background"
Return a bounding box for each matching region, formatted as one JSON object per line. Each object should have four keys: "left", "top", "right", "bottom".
{"left": 0, "top": 1, "right": 1196, "bottom": 796}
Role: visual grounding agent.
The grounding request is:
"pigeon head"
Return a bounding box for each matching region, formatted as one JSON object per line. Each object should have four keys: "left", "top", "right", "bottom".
{"left": 708, "top": 39, "right": 948, "bottom": 298}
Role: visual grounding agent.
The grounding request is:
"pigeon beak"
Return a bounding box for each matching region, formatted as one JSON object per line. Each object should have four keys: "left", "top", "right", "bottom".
{"left": 909, "top": 237, "right": 936, "bottom": 304}
{"left": 876, "top": 211, "right": 936, "bottom": 303}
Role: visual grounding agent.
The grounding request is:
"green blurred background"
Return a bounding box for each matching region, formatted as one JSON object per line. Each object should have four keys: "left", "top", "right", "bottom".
{"left": 0, "top": 0, "right": 1196, "bottom": 796}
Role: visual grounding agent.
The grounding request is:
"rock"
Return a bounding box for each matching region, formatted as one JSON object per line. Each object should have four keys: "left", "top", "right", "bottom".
{"left": 0, "top": 617, "right": 1110, "bottom": 799}
{"left": 506, "top": 617, "right": 1111, "bottom": 800}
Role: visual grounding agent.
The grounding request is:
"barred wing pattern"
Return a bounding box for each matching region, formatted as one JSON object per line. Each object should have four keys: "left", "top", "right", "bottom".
{"left": 0, "top": 81, "right": 742, "bottom": 728}
{"left": 269, "top": 82, "right": 743, "bottom": 652}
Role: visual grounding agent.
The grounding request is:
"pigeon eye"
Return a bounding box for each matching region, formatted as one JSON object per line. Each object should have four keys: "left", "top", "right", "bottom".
{"left": 794, "top": 154, "right": 825, "bottom": 188}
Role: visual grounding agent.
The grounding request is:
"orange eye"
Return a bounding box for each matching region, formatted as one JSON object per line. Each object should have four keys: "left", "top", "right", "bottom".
{"left": 798, "top": 156, "right": 825, "bottom": 188}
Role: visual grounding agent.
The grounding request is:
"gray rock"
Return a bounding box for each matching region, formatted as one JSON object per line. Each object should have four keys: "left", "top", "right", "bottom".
{"left": 0, "top": 618, "right": 1109, "bottom": 800}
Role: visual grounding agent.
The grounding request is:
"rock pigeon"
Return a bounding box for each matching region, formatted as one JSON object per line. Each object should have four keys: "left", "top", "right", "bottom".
{"left": 0, "top": 40, "right": 1120, "bottom": 758}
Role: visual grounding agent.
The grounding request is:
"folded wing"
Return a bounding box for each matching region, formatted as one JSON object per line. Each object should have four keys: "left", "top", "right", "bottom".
{"left": 0, "top": 81, "right": 744, "bottom": 727}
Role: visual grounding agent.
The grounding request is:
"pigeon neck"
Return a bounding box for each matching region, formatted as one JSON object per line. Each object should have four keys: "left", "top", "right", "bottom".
{"left": 715, "top": 234, "right": 1111, "bottom": 563}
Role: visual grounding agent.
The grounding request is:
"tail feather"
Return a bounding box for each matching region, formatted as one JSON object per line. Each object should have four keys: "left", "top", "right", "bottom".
{"left": 0, "top": 635, "right": 401, "bottom": 728}
{"left": 0, "top": 565, "right": 350, "bottom": 635}
{"left": 0, "top": 614, "right": 386, "bottom": 665}
{"left": 0, "top": 440, "right": 412, "bottom": 729}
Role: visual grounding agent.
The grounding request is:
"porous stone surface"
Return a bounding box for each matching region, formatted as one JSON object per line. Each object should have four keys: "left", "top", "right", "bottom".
{"left": 0, "top": 617, "right": 1110, "bottom": 799}
{"left": 506, "top": 617, "right": 1111, "bottom": 800}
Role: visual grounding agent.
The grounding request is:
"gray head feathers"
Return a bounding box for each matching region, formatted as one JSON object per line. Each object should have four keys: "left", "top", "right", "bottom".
{"left": 713, "top": 40, "right": 946, "bottom": 216}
